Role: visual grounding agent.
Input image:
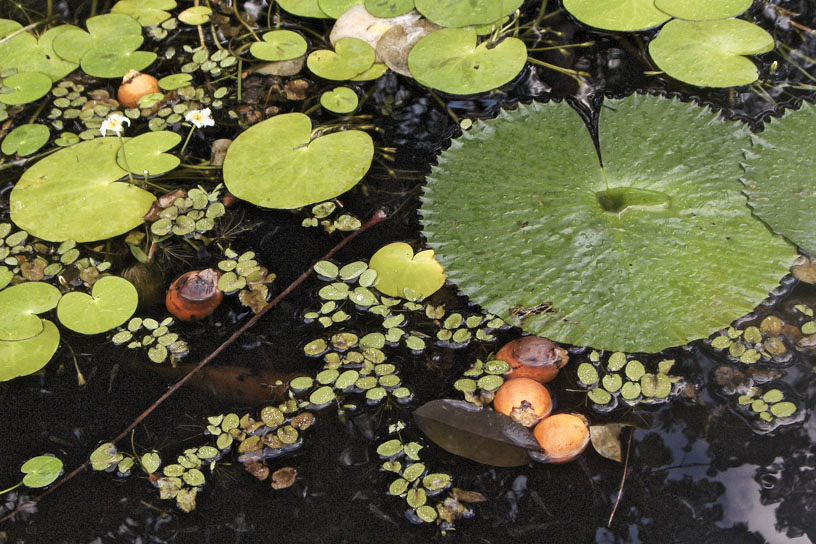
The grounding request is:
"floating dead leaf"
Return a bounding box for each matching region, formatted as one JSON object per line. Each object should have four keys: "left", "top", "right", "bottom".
{"left": 589, "top": 423, "right": 630, "bottom": 462}
{"left": 270, "top": 466, "right": 297, "bottom": 489}
{"left": 451, "top": 488, "right": 487, "bottom": 503}
{"left": 239, "top": 283, "right": 268, "bottom": 313}
{"left": 244, "top": 461, "right": 270, "bottom": 481}
{"left": 714, "top": 366, "right": 751, "bottom": 395}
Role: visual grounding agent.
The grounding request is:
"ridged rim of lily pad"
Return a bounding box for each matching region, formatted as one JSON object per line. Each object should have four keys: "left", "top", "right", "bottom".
{"left": 250, "top": 30, "right": 308, "bottom": 62}
{"left": 0, "top": 282, "right": 62, "bottom": 341}
{"left": 420, "top": 94, "right": 795, "bottom": 352}
{"left": 1, "top": 124, "right": 50, "bottom": 157}
{"left": 653, "top": 0, "right": 752, "bottom": 21}
{"left": 648, "top": 19, "right": 774, "bottom": 88}
{"left": 0, "top": 72, "right": 52, "bottom": 105}
{"left": 741, "top": 102, "right": 816, "bottom": 254}
{"left": 407, "top": 28, "right": 527, "bottom": 95}
{"left": 0, "top": 319, "right": 60, "bottom": 381}
{"left": 10, "top": 137, "right": 156, "bottom": 242}
{"left": 562, "top": 0, "right": 671, "bottom": 31}
{"left": 223, "top": 112, "right": 374, "bottom": 209}
{"left": 56, "top": 275, "right": 138, "bottom": 335}
{"left": 414, "top": 0, "right": 522, "bottom": 28}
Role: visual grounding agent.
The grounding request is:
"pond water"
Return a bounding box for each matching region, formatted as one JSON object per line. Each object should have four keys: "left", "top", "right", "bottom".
{"left": 1, "top": 1, "right": 815, "bottom": 543}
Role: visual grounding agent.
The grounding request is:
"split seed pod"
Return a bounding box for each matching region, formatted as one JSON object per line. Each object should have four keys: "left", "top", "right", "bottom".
{"left": 493, "top": 377, "right": 552, "bottom": 427}
{"left": 532, "top": 413, "right": 591, "bottom": 464}
{"left": 118, "top": 69, "right": 160, "bottom": 108}
{"left": 496, "top": 336, "right": 569, "bottom": 383}
{"left": 166, "top": 269, "right": 223, "bottom": 321}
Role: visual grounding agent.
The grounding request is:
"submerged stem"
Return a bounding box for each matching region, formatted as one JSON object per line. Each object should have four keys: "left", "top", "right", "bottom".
{"left": 117, "top": 134, "right": 135, "bottom": 183}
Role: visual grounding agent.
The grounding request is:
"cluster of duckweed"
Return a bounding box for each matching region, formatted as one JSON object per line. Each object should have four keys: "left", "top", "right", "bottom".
{"left": 147, "top": 185, "right": 227, "bottom": 239}
{"left": 575, "top": 351, "right": 683, "bottom": 411}
{"left": 306, "top": 259, "right": 506, "bottom": 353}
{"left": 111, "top": 316, "right": 189, "bottom": 364}
{"left": 736, "top": 386, "right": 798, "bottom": 423}
{"left": 299, "top": 339, "right": 413, "bottom": 407}
{"left": 378, "top": 421, "right": 474, "bottom": 530}
{"left": 90, "top": 405, "right": 314, "bottom": 512}
{"left": 180, "top": 46, "right": 237, "bottom": 78}
{"left": 0, "top": 222, "right": 111, "bottom": 289}
{"left": 453, "top": 358, "right": 509, "bottom": 407}
{"left": 301, "top": 201, "right": 361, "bottom": 233}
{"left": 216, "top": 247, "right": 277, "bottom": 313}
{"left": 46, "top": 80, "right": 119, "bottom": 144}
{"left": 708, "top": 318, "right": 794, "bottom": 364}
{"left": 145, "top": 16, "right": 178, "bottom": 41}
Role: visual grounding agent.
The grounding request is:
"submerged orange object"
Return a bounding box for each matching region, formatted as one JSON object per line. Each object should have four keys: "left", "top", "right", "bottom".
{"left": 495, "top": 336, "right": 569, "bottom": 383}
{"left": 493, "top": 377, "right": 552, "bottom": 427}
{"left": 118, "top": 69, "right": 160, "bottom": 108}
{"left": 532, "top": 413, "right": 590, "bottom": 464}
{"left": 165, "top": 269, "right": 223, "bottom": 321}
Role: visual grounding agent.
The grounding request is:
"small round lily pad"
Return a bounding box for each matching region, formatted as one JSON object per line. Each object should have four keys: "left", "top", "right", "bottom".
{"left": 0, "top": 319, "right": 61, "bottom": 381}
{"left": 320, "top": 87, "right": 359, "bottom": 114}
{"left": 20, "top": 455, "right": 63, "bottom": 488}
{"left": 0, "top": 282, "right": 62, "bottom": 341}
{"left": 563, "top": 0, "right": 670, "bottom": 31}
{"left": 57, "top": 276, "right": 138, "bottom": 334}
{"left": 1, "top": 124, "right": 50, "bottom": 156}
{"left": 250, "top": 30, "right": 308, "bottom": 62}
{"left": 117, "top": 130, "right": 181, "bottom": 176}
{"left": 178, "top": 6, "right": 212, "bottom": 25}
{"left": 653, "top": 0, "right": 752, "bottom": 20}
{"left": 307, "top": 37, "right": 375, "bottom": 81}
{"left": 0, "top": 72, "right": 52, "bottom": 105}
{"left": 368, "top": 242, "right": 446, "bottom": 299}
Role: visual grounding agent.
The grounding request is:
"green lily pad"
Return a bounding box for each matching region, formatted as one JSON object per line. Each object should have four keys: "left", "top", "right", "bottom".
{"left": 407, "top": 28, "right": 527, "bottom": 95}
{"left": 414, "top": 0, "right": 521, "bottom": 27}
{"left": 420, "top": 95, "right": 795, "bottom": 352}
{"left": 1, "top": 124, "right": 50, "bottom": 156}
{"left": 653, "top": 0, "right": 752, "bottom": 20}
{"left": 10, "top": 137, "right": 156, "bottom": 242}
{"left": 250, "top": 30, "right": 308, "bottom": 62}
{"left": 0, "top": 282, "right": 62, "bottom": 341}
{"left": 562, "top": 0, "right": 671, "bottom": 31}
{"left": 20, "top": 455, "right": 63, "bottom": 488}
{"left": 649, "top": 19, "right": 773, "bottom": 87}
{"left": 319, "top": 0, "right": 362, "bottom": 17}
{"left": 0, "top": 319, "right": 60, "bottom": 381}
{"left": 277, "top": 0, "right": 331, "bottom": 18}
{"left": 741, "top": 103, "right": 816, "bottom": 254}
{"left": 320, "top": 87, "right": 359, "bottom": 114}
{"left": 368, "top": 242, "right": 446, "bottom": 299}
{"left": 0, "top": 72, "right": 52, "bottom": 105}
{"left": 178, "top": 6, "right": 212, "bottom": 25}
{"left": 307, "top": 37, "right": 375, "bottom": 81}
{"left": 57, "top": 275, "right": 138, "bottom": 334}
{"left": 0, "top": 22, "right": 80, "bottom": 81}
{"left": 111, "top": 0, "right": 177, "bottom": 26}
{"left": 365, "top": 0, "right": 415, "bottom": 18}
{"left": 117, "top": 130, "right": 181, "bottom": 176}
{"left": 223, "top": 113, "right": 373, "bottom": 208}
{"left": 158, "top": 73, "right": 193, "bottom": 90}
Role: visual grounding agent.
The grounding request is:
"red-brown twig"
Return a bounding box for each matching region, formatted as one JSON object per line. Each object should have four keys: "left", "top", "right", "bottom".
{"left": 0, "top": 209, "right": 388, "bottom": 526}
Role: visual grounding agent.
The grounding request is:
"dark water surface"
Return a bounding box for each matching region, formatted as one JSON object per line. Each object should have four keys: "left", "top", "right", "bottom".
{"left": 1, "top": 1, "right": 816, "bottom": 542}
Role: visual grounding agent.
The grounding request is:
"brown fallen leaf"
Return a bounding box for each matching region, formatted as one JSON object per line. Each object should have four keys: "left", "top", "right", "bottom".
{"left": 589, "top": 423, "right": 630, "bottom": 462}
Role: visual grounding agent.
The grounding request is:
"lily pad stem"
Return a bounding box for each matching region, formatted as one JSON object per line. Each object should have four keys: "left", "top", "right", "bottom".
{"left": 117, "top": 134, "right": 135, "bottom": 184}
{"left": 0, "top": 481, "right": 22, "bottom": 497}
{"left": 527, "top": 57, "right": 589, "bottom": 80}
{"left": 179, "top": 124, "right": 197, "bottom": 156}
{"left": 233, "top": 1, "right": 260, "bottom": 41}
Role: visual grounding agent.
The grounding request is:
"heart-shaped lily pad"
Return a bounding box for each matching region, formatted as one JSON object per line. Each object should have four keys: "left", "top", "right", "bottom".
{"left": 1, "top": 124, "right": 50, "bottom": 156}
{"left": 0, "top": 22, "right": 80, "bottom": 81}
{"left": 111, "top": 0, "right": 177, "bottom": 26}
{"left": 320, "top": 86, "right": 359, "bottom": 113}
{"left": 223, "top": 113, "right": 373, "bottom": 208}
{"left": 562, "top": 0, "right": 671, "bottom": 31}
{"left": 116, "top": 130, "right": 181, "bottom": 176}
{"left": 250, "top": 30, "right": 308, "bottom": 62}
{"left": 368, "top": 242, "right": 446, "bottom": 298}
{"left": 407, "top": 28, "right": 527, "bottom": 95}
{"left": 653, "top": 0, "right": 752, "bottom": 21}
{"left": 10, "top": 137, "right": 156, "bottom": 242}
{"left": 741, "top": 102, "right": 816, "bottom": 254}
{"left": 57, "top": 275, "right": 138, "bottom": 335}
{"left": 365, "top": 0, "right": 415, "bottom": 18}
{"left": 178, "top": 6, "right": 212, "bottom": 25}
{"left": 277, "top": 0, "right": 331, "bottom": 18}
{"left": 307, "top": 37, "right": 375, "bottom": 80}
{"left": 0, "top": 282, "right": 62, "bottom": 341}
{"left": 649, "top": 19, "right": 773, "bottom": 87}
{"left": 414, "top": 0, "right": 521, "bottom": 28}
{"left": 0, "top": 319, "right": 60, "bottom": 381}
{"left": 20, "top": 455, "right": 63, "bottom": 488}
{"left": 420, "top": 95, "right": 795, "bottom": 352}
{"left": 0, "top": 72, "right": 52, "bottom": 105}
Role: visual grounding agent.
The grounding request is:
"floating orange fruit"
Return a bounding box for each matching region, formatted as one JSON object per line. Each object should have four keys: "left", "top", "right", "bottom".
{"left": 532, "top": 413, "right": 590, "bottom": 464}
{"left": 493, "top": 377, "right": 552, "bottom": 427}
{"left": 496, "top": 336, "right": 569, "bottom": 383}
{"left": 118, "top": 70, "right": 160, "bottom": 108}
{"left": 165, "top": 269, "right": 223, "bottom": 321}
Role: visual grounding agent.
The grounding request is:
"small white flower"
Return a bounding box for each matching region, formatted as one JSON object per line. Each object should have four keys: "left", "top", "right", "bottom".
{"left": 185, "top": 108, "right": 214, "bottom": 129}
{"left": 100, "top": 113, "right": 130, "bottom": 136}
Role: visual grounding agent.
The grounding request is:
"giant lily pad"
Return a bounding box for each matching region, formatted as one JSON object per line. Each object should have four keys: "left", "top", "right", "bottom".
{"left": 649, "top": 19, "right": 773, "bottom": 87}
{"left": 562, "top": 0, "right": 670, "bottom": 31}
{"left": 0, "top": 22, "right": 80, "bottom": 81}
{"left": 741, "top": 102, "right": 816, "bottom": 254}
{"left": 1, "top": 124, "right": 50, "bottom": 156}
{"left": 10, "top": 137, "right": 156, "bottom": 242}
{"left": 420, "top": 95, "right": 795, "bottom": 352}
{"left": 0, "top": 282, "right": 62, "bottom": 341}
{"left": 407, "top": 28, "right": 526, "bottom": 95}
{"left": 0, "top": 72, "right": 52, "bottom": 105}
{"left": 223, "top": 113, "right": 373, "bottom": 209}
{"left": 57, "top": 276, "right": 138, "bottom": 335}
{"left": 414, "top": 0, "right": 522, "bottom": 28}
{"left": 0, "top": 320, "right": 60, "bottom": 381}
{"left": 368, "top": 242, "right": 445, "bottom": 298}
{"left": 111, "top": 0, "right": 177, "bottom": 26}
{"left": 116, "top": 130, "right": 181, "bottom": 176}
{"left": 654, "top": 0, "right": 752, "bottom": 21}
